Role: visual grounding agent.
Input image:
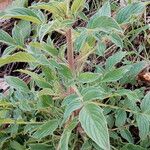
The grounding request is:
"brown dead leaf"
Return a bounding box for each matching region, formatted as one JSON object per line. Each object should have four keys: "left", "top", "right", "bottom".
{"left": 137, "top": 65, "right": 150, "bottom": 86}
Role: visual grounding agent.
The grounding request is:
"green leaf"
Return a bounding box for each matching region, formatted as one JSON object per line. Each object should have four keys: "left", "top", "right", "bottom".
{"left": 19, "top": 100, "right": 32, "bottom": 111}
{"left": 81, "top": 140, "right": 93, "bottom": 150}
{"left": 38, "top": 88, "right": 55, "bottom": 96}
{"left": 31, "top": 1, "right": 67, "bottom": 18}
{"left": 78, "top": 72, "right": 101, "bottom": 83}
{"left": 12, "top": 24, "right": 24, "bottom": 46}
{"left": 88, "top": 1, "right": 111, "bottom": 27}
{"left": 0, "top": 30, "right": 15, "bottom": 45}
{"left": 102, "top": 66, "right": 130, "bottom": 82}
{"left": 58, "top": 118, "right": 78, "bottom": 150}
{"left": 88, "top": 16, "right": 122, "bottom": 33}
{"left": 75, "top": 29, "right": 88, "bottom": 52}
{"left": 63, "top": 100, "right": 81, "bottom": 122}
{"left": 17, "top": 69, "right": 52, "bottom": 88}
{"left": 15, "top": 20, "right": 31, "bottom": 40}
{"left": 120, "top": 129, "right": 134, "bottom": 143}
{"left": 136, "top": 115, "right": 149, "bottom": 140}
{"left": 120, "top": 61, "right": 147, "bottom": 84}
{"left": 71, "top": 0, "right": 85, "bottom": 14}
{"left": 0, "top": 52, "right": 37, "bottom": 68}
{"left": 121, "top": 143, "right": 146, "bottom": 150}
{"left": 141, "top": 92, "right": 150, "bottom": 113}
{"left": 2, "top": 45, "right": 17, "bottom": 56}
{"left": 105, "top": 51, "right": 126, "bottom": 69}
{"left": 3, "top": 7, "right": 42, "bottom": 24}
{"left": 58, "top": 64, "right": 73, "bottom": 79}
{"left": 107, "top": 33, "right": 123, "bottom": 48}
{"left": 62, "top": 94, "right": 82, "bottom": 122}
{"left": 117, "top": 89, "right": 140, "bottom": 102}
{"left": 29, "top": 144, "right": 53, "bottom": 150}
{"left": 10, "top": 0, "right": 27, "bottom": 8}
{"left": 81, "top": 87, "right": 108, "bottom": 101}
{"left": 96, "top": 42, "right": 106, "bottom": 56}
{"left": 38, "top": 22, "right": 54, "bottom": 41}
{"left": 116, "top": 2, "right": 145, "bottom": 24}
{"left": 17, "top": 69, "right": 45, "bottom": 81}
{"left": 30, "top": 42, "right": 58, "bottom": 57}
{"left": 115, "top": 110, "right": 126, "bottom": 127}
{"left": 79, "top": 103, "right": 110, "bottom": 150}
{"left": 10, "top": 141, "right": 25, "bottom": 150}
{"left": 96, "top": 1, "right": 111, "bottom": 17}
{"left": 32, "top": 119, "right": 58, "bottom": 139}
{"left": 5, "top": 76, "right": 30, "bottom": 92}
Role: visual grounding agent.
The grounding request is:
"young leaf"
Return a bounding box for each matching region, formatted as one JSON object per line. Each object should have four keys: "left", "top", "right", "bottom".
{"left": 0, "top": 52, "right": 37, "bottom": 68}
{"left": 71, "top": 0, "right": 85, "bottom": 14}
{"left": 5, "top": 76, "right": 30, "bottom": 92}
{"left": 79, "top": 103, "right": 110, "bottom": 150}
{"left": 116, "top": 2, "right": 145, "bottom": 24}
{"left": 38, "top": 88, "right": 55, "bottom": 97}
{"left": 32, "top": 119, "right": 58, "bottom": 139}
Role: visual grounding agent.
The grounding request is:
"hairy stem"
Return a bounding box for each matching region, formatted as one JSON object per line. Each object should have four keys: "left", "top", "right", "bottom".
{"left": 66, "top": 28, "right": 75, "bottom": 72}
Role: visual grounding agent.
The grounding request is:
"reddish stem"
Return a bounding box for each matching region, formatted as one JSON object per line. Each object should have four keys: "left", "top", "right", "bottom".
{"left": 66, "top": 28, "right": 75, "bottom": 72}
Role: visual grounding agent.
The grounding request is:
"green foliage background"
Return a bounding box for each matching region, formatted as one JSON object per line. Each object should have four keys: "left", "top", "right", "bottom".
{"left": 0, "top": 0, "right": 149, "bottom": 149}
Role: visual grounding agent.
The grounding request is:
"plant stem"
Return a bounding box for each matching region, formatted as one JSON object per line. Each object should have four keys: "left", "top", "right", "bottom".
{"left": 66, "top": 28, "right": 75, "bottom": 72}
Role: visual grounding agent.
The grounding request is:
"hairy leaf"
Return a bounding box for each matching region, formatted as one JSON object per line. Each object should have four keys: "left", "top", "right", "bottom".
{"left": 71, "top": 0, "right": 85, "bottom": 14}
{"left": 3, "top": 7, "right": 42, "bottom": 24}
{"left": 88, "top": 16, "right": 122, "bottom": 33}
{"left": 5, "top": 76, "right": 30, "bottom": 92}
{"left": 0, "top": 29, "right": 15, "bottom": 45}
{"left": 78, "top": 72, "right": 101, "bottom": 83}
{"left": 0, "top": 52, "right": 37, "bottom": 67}
{"left": 79, "top": 103, "right": 110, "bottom": 150}
{"left": 58, "top": 118, "right": 78, "bottom": 150}
{"left": 32, "top": 119, "right": 58, "bottom": 139}
{"left": 116, "top": 2, "right": 145, "bottom": 24}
